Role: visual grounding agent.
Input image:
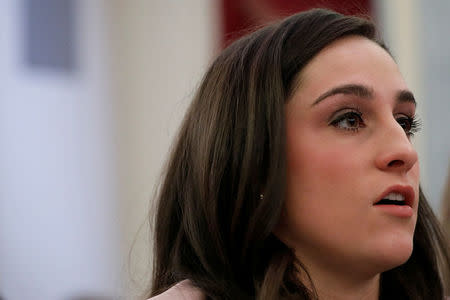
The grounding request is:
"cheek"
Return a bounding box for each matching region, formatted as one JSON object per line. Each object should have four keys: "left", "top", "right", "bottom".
{"left": 410, "top": 163, "right": 420, "bottom": 204}
{"left": 280, "top": 128, "right": 371, "bottom": 246}
{"left": 286, "top": 129, "right": 367, "bottom": 197}
{"left": 411, "top": 163, "right": 420, "bottom": 184}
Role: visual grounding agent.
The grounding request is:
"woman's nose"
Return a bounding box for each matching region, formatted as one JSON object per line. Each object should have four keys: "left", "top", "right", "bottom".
{"left": 374, "top": 120, "right": 419, "bottom": 173}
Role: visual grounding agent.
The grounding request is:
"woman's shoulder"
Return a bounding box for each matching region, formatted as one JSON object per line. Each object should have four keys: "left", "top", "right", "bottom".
{"left": 148, "top": 279, "right": 205, "bottom": 300}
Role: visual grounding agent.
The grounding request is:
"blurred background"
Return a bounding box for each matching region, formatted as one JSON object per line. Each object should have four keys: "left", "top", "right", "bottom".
{"left": 0, "top": 0, "right": 449, "bottom": 299}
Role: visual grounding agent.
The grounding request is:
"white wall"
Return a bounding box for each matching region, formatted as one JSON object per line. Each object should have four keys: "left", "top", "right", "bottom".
{"left": 417, "top": 0, "right": 450, "bottom": 214}
{"left": 0, "top": 0, "right": 120, "bottom": 299}
{"left": 0, "top": 0, "right": 220, "bottom": 298}
{"left": 107, "top": 0, "right": 221, "bottom": 298}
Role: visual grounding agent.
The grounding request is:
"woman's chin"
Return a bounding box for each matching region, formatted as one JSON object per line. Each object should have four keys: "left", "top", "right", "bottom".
{"left": 368, "top": 235, "right": 414, "bottom": 274}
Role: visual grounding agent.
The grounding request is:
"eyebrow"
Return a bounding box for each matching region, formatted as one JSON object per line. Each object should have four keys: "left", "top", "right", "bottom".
{"left": 311, "top": 83, "right": 416, "bottom": 107}
{"left": 396, "top": 90, "right": 417, "bottom": 106}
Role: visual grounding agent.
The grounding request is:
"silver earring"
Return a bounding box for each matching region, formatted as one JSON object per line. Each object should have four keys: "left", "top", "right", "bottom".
{"left": 260, "top": 194, "right": 264, "bottom": 200}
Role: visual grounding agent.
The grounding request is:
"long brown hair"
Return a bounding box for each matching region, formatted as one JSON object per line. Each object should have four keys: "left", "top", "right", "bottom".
{"left": 147, "top": 8, "right": 450, "bottom": 299}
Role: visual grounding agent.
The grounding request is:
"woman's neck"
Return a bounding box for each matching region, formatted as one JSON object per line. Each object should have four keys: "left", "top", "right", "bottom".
{"left": 296, "top": 261, "right": 380, "bottom": 300}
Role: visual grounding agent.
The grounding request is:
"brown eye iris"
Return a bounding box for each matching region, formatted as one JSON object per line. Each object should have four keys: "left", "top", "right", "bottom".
{"left": 346, "top": 116, "right": 358, "bottom": 127}
{"left": 397, "top": 117, "right": 412, "bottom": 133}
{"left": 331, "top": 111, "right": 365, "bottom": 131}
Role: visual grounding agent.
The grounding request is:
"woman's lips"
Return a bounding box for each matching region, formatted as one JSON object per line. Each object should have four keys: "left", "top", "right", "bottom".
{"left": 373, "top": 204, "right": 413, "bottom": 217}
{"left": 373, "top": 185, "right": 415, "bottom": 218}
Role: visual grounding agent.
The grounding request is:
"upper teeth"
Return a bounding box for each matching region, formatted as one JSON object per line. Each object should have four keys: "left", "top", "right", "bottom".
{"left": 384, "top": 192, "right": 405, "bottom": 201}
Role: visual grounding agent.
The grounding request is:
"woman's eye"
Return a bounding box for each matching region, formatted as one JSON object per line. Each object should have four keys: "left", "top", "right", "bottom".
{"left": 330, "top": 111, "right": 365, "bottom": 132}
{"left": 396, "top": 116, "right": 412, "bottom": 132}
{"left": 396, "top": 115, "right": 421, "bottom": 137}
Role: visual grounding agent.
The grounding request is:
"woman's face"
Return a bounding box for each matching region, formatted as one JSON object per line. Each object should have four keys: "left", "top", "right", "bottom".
{"left": 276, "top": 36, "right": 420, "bottom": 278}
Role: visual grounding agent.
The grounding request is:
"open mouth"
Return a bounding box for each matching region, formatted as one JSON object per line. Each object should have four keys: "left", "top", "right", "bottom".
{"left": 373, "top": 186, "right": 414, "bottom": 217}
{"left": 374, "top": 186, "right": 415, "bottom": 208}
{"left": 374, "top": 192, "right": 407, "bottom": 206}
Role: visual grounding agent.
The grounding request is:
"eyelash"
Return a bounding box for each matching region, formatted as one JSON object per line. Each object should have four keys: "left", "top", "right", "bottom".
{"left": 397, "top": 115, "right": 422, "bottom": 137}
{"left": 330, "top": 111, "right": 365, "bottom": 132}
{"left": 329, "top": 110, "right": 422, "bottom": 137}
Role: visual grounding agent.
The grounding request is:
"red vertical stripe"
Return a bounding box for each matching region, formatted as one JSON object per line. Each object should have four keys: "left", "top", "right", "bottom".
{"left": 221, "top": 0, "right": 371, "bottom": 47}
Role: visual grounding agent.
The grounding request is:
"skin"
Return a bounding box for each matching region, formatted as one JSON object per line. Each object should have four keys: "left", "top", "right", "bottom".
{"left": 275, "top": 36, "right": 420, "bottom": 299}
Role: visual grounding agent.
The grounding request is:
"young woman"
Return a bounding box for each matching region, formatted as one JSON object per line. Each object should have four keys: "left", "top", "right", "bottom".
{"left": 146, "top": 8, "right": 450, "bottom": 300}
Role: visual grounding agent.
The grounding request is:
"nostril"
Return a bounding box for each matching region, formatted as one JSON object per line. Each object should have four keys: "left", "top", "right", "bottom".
{"left": 388, "top": 160, "right": 404, "bottom": 167}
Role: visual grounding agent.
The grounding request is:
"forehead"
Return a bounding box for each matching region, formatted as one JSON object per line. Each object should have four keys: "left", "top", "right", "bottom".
{"left": 292, "top": 35, "right": 408, "bottom": 105}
